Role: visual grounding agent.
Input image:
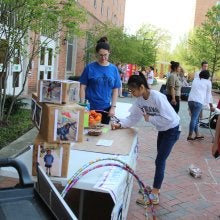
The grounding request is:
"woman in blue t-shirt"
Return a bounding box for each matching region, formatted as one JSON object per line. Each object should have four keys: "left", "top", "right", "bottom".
{"left": 79, "top": 37, "right": 121, "bottom": 124}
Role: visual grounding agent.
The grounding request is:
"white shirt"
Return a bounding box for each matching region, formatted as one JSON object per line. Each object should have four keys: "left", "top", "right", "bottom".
{"left": 147, "top": 70, "right": 154, "bottom": 85}
{"left": 188, "top": 78, "right": 213, "bottom": 106}
{"left": 194, "top": 70, "right": 201, "bottom": 78}
{"left": 120, "top": 90, "right": 180, "bottom": 131}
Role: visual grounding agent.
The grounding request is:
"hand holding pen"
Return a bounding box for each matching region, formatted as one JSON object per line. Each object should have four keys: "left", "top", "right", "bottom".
{"left": 142, "top": 107, "right": 149, "bottom": 121}
{"left": 110, "top": 116, "right": 121, "bottom": 130}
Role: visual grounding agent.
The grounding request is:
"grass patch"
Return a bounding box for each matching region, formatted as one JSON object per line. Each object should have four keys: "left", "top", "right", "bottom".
{"left": 0, "top": 109, "right": 34, "bottom": 149}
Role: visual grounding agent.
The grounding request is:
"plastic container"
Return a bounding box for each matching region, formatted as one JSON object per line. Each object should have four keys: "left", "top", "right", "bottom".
{"left": 188, "top": 164, "right": 202, "bottom": 178}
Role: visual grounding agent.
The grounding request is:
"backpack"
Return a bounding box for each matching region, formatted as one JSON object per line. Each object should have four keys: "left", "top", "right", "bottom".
{"left": 210, "top": 114, "right": 218, "bottom": 129}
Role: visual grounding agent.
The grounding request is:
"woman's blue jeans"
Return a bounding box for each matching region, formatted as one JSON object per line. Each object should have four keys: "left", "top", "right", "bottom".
{"left": 153, "top": 125, "right": 180, "bottom": 189}
{"left": 188, "top": 101, "right": 203, "bottom": 134}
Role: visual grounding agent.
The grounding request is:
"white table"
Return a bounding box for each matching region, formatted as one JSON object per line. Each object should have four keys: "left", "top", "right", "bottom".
{"left": 1, "top": 102, "right": 138, "bottom": 220}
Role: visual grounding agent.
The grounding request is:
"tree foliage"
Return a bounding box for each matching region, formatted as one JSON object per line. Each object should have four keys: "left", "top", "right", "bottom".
{"left": 0, "top": 0, "right": 86, "bottom": 125}
{"left": 174, "top": 5, "right": 220, "bottom": 79}
{"left": 86, "top": 23, "right": 171, "bottom": 68}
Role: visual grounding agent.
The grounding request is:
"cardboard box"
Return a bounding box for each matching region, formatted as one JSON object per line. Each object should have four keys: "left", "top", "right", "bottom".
{"left": 62, "top": 80, "right": 80, "bottom": 104}
{"left": 39, "top": 102, "right": 84, "bottom": 143}
{"left": 32, "top": 133, "right": 70, "bottom": 177}
{"left": 38, "top": 79, "right": 80, "bottom": 104}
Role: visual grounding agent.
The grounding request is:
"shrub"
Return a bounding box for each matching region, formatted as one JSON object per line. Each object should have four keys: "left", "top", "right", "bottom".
{"left": 4, "top": 95, "right": 28, "bottom": 115}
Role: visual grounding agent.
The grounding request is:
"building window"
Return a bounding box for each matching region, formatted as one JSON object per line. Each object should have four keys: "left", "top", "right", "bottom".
{"left": 39, "top": 71, "right": 44, "bottom": 79}
{"left": 66, "top": 39, "right": 75, "bottom": 72}
{"left": 47, "top": 71, "right": 51, "bottom": 79}
{"left": 47, "top": 48, "right": 53, "bottom": 66}
{"left": 40, "top": 47, "right": 45, "bottom": 65}
{"left": 12, "top": 72, "right": 19, "bottom": 88}
{"left": 101, "top": 0, "right": 104, "bottom": 14}
{"left": 94, "top": 0, "right": 97, "bottom": 8}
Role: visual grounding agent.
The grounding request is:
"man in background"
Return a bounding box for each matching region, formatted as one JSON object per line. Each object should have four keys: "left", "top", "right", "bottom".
{"left": 147, "top": 66, "right": 154, "bottom": 88}
{"left": 194, "top": 61, "right": 208, "bottom": 78}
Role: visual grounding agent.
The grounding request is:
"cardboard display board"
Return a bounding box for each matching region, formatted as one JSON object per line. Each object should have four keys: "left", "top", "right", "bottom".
{"left": 38, "top": 79, "right": 80, "bottom": 104}
{"left": 32, "top": 134, "right": 70, "bottom": 177}
{"left": 72, "top": 126, "right": 137, "bottom": 155}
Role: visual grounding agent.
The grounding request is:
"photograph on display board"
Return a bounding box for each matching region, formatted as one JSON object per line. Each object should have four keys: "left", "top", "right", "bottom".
{"left": 68, "top": 82, "right": 80, "bottom": 103}
{"left": 35, "top": 103, "right": 42, "bottom": 129}
{"left": 37, "top": 143, "right": 63, "bottom": 177}
{"left": 31, "top": 98, "right": 36, "bottom": 121}
{"left": 54, "top": 109, "right": 79, "bottom": 141}
{"left": 40, "top": 80, "right": 62, "bottom": 104}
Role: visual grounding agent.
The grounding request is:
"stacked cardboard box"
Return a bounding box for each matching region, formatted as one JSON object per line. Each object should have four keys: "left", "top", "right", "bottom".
{"left": 31, "top": 79, "right": 84, "bottom": 177}
{"left": 37, "top": 79, "right": 80, "bottom": 104}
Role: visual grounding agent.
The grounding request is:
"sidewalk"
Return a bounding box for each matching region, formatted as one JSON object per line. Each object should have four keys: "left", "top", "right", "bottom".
{"left": 1, "top": 80, "right": 220, "bottom": 219}
{"left": 126, "top": 84, "right": 220, "bottom": 219}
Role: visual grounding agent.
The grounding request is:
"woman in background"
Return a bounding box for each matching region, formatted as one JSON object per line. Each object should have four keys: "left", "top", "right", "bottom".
{"left": 187, "top": 70, "right": 215, "bottom": 140}
{"left": 166, "top": 61, "right": 181, "bottom": 113}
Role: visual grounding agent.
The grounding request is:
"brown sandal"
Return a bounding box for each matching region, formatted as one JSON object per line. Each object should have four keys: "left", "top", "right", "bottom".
{"left": 195, "top": 136, "right": 204, "bottom": 140}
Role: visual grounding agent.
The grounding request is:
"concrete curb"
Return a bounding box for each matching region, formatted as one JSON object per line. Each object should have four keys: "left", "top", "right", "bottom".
{"left": 0, "top": 127, "right": 38, "bottom": 159}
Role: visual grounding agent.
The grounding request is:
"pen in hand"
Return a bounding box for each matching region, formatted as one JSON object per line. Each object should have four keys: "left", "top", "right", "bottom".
{"left": 142, "top": 107, "right": 149, "bottom": 121}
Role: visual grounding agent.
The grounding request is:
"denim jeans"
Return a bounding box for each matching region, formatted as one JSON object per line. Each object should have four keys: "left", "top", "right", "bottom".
{"left": 153, "top": 125, "right": 180, "bottom": 189}
{"left": 166, "top": 95, "right": 180, "bottom": 113}
{"left": 188, "top": 101, "right": 203, "bottom": 134}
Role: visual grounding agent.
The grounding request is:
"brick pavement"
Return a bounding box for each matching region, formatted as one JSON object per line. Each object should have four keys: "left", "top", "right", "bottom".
{"left": 126, "top": 86, "right": 220, "bottom": 220}
{"left": 0, "top": 80, "right": 220, "bottom": 219}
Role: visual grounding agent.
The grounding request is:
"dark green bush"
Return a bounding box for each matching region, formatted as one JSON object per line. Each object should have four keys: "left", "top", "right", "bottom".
{"left": 68, "top": 75, "right": 80, "bottom": 81}
{"left": 0, "top": 109, "right": 34, "bottom": 149}
{"left": 212, "top": 81, "right": 219, "bottom": 89}
{"left": 4, "top": 95, "right": 28, "bottom": 114}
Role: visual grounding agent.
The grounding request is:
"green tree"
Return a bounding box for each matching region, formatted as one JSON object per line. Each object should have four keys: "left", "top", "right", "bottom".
{"left": 177, "top": 5, "right": 220, "bottom": 79}
{"left": 85, "top": 23, "right": 141, "bottom": 63}
{"left": 136, "top": 24, "right": 171, "bottom": 67}
{"left": 85, "top": 23, "right": 162, "bottom": 67}
{"left": 0, "top": 0, "right": 86, "bottom": 125}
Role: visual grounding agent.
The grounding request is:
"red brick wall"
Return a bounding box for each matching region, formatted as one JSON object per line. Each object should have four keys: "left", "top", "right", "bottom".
{"left": 26, "top": 0, "right": 126, "bottom": 95}
{"left": 194, "top": 0, "right": 218, "bottom": 27}
{"left": 78, "top": 0, "right": 126, "bottom": 26}
{"left": 74, "top": 0, "right": 126, "bottom": 75}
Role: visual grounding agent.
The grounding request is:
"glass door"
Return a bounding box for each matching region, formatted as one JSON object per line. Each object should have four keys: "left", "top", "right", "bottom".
{"left": 39, "top": 37, "right": 55, "bottom": 80}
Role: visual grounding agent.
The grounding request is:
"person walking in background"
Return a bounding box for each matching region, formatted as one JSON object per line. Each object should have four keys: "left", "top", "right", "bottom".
{"left": 116, "top": 63, "right": 125, "bottom": 98}
{"left": 194, "top": 61, "right": 208, "bottom": 79}
{"left": 187, "top": 70, "right": 215, "bottom": 141}
{"left": 79, "top": 37, "right": 121, "bottom": 124}
{"left": 111, "top": 72, "right": 180, "bottom": 205}
{"left": 166, "top": 61, "right": 181, "bottom": 113}
{"left": 178, "top": 67, "right": 189, "bottom": 87}
{"left": 147, "top": 66, "right": 154, "bottom": 88}
{"left": 194, "top": 61, "right": 209, "bottom": 120}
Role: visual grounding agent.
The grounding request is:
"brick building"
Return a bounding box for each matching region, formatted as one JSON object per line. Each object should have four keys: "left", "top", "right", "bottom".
{"left": 75, "top": 0, "right": 126, "bottom": 76}
{"left": 194, "top": 0, "right": 219, "bottom": 27}
{"left": 1, "top": 0, "right": 126, "bottom": 95}
{"left": 26, "top": 0, "right": 126, "bottom": 95}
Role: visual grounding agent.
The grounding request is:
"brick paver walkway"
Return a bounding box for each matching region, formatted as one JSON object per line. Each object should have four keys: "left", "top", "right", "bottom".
{"left": 126, "top": 89, "right": 220, "bottom": 220}
{"left": 0, "top": 80, "right": 219, "bottom": 219}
